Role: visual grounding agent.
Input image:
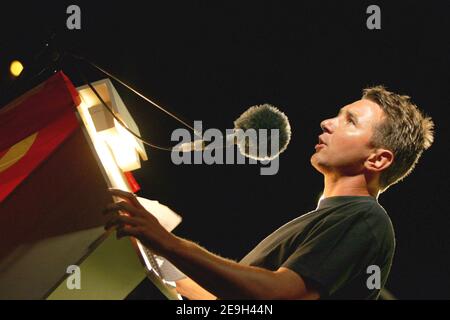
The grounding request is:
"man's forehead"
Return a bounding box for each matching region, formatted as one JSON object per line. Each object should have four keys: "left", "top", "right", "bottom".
{"left": 341, "top": 99, "right": 382, "bottom": 116}
{"left": 339, "top": 100, "right": 385, "bottom": 126}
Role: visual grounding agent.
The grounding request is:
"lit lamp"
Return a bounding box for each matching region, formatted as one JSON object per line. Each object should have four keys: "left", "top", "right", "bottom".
{"left": 10, "top": 60, "right": 24, "bottom": 77}
{"left": 76, "top": 79, "right": 148, "bottom": 182}
{"left": 98, "top": 119, "right": 141, "bottom": 172}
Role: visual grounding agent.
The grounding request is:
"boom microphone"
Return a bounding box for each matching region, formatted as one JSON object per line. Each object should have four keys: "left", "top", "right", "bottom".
{"left": 173, "top": 104, "right": 292, "bottom": 160}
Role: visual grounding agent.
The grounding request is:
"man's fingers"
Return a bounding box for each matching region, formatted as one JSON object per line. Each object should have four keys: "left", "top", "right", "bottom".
{"left": 103, "top": 201, "right": 144, "bottom": 217}
{"left": 108, "top": 188, "right": 143, "bottom": 209}
{"left": 116, "top": 225, "right": 141, "bottom": 239}
{"left": 105, "top": 214, "right": 142, "bottom": 230}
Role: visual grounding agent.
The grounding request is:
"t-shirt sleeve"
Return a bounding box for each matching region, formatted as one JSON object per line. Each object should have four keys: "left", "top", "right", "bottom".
{"left": 281, "top": 210, "right": 378, "bottom": 298}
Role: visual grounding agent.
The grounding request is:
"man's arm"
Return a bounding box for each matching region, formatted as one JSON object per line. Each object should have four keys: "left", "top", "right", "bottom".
{"left": 105, "top": 189, "right": 320, "bottom": 300}
{"left": 176, "top": 277, "right": 217, "bottom": 300}
{"left": 166, "top": 237, "right": 319, "bottom": 300}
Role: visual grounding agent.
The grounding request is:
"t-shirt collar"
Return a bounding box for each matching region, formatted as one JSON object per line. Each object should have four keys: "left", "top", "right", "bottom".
{"left": 317, "top": 195, "right": 378, "bottom": 210}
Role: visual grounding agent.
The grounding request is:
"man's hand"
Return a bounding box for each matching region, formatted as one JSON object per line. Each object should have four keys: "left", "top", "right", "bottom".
{"left": 103, "top": 188, "right": 178, "bottom": 256}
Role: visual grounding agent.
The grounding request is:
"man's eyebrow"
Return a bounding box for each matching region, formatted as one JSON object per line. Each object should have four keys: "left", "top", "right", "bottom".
{"left": 338, "top": 108, "right": 358, "bottom": 122}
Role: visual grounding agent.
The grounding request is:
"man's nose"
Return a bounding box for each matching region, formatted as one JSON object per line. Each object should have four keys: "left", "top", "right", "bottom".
{"left": 320, "top": 118, "right": 333, "bottom": 133}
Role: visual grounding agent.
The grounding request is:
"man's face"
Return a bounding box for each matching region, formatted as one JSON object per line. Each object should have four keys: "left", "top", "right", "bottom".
{"left": 311, "top": 99, "right": 385, "bottom": 176}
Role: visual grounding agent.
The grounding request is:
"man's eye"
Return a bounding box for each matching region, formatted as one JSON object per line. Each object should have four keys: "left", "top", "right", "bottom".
{"left": 347, "top": 118, "right": 355, "bottom": 124}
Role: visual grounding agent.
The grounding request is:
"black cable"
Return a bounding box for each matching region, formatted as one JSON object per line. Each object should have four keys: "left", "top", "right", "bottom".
{"left": 70, "top": 53, "right": 201, "bottom": 138}
{"left": 73, "top": 59, "right": 175, "bottom": 152}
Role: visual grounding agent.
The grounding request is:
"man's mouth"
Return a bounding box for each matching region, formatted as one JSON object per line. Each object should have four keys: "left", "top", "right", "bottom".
{"left": 315, "top": 143, "right": 326, "bottom": 151}
{"left": 315, "top": 136, "right": 327, "bottom": 150}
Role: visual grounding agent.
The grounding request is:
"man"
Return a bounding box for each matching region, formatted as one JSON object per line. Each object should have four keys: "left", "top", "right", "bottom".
{"left": 104, "top": 86, "right": 434, "bottom": 299}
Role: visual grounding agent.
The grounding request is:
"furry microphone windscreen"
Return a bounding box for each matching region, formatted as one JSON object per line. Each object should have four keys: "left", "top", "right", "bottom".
{"left": 233, "top": 104, "right": 292, "bottom": 161}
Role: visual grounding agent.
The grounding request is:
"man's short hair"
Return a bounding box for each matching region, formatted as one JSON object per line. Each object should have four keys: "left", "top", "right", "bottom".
{"left": 362, "top": 86, "right": 434, "bottom": 193}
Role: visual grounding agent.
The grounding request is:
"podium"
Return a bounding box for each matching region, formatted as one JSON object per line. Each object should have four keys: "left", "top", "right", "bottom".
{"left": 0, "top": 72, "right": 181, "bottom": 299}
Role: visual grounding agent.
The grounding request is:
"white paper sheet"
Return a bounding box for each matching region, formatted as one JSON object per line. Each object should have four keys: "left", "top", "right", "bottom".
{"left": 136, "top": 197, "right": 182, "bottom": 232}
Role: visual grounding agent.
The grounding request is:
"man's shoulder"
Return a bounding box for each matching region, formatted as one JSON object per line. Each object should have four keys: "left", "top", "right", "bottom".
{"left": 363, "top": 201, "right": 393, "bottom": 230}
{"left": 338, "top": 198, "right": 392, "bottom": 228}
{"left": 360, "top": 201, "right": 396, "bottom": 252}
{"left": 326, "top": 198, "right": 395, "bottom": 247}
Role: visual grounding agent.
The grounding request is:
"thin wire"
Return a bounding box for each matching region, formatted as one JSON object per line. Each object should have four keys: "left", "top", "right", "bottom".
{"left": 74, "top": 61, "right": 174, "bottom": 151}
{"left": 71, "top": 53, "right": 200, "bottom": 138}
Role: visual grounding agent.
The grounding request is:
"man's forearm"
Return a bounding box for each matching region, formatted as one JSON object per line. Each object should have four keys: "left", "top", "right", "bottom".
{"left": 163, "top": 236, "right": 283, "bottom": 300}
{"left": 176, "top": 278, "right": 217, "bottom": 300}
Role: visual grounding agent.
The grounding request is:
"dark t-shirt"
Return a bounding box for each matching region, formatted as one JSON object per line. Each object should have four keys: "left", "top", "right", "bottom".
{"left": 240, "top": 196, "right": 395, "bottom": 299}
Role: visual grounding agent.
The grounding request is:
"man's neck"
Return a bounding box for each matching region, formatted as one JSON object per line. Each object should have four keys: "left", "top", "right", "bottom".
{"left": 322, "top": 174, "right": 379, "bottom": 199}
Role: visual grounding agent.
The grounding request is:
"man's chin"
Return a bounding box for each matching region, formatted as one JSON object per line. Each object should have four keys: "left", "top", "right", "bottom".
{"left": 310, "top": 155, "right": 329, "bottom": 174}
{"left": 310, "top": 156, "right": 321, "bottom": 171}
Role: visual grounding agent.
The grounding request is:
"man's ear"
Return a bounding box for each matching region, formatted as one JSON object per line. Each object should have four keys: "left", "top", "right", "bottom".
{"left": 365, "top": 148, "right": 394, "bottom": 172}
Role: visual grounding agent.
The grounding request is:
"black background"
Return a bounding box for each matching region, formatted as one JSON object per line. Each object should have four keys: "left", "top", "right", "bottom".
{"left": 1, "top": 1, "right": 449, "bottom": 299}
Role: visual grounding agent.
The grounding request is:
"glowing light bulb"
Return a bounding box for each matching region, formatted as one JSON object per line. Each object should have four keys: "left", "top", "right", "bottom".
{"left": 10, "top": 60, "right": 24, "bottom": 77}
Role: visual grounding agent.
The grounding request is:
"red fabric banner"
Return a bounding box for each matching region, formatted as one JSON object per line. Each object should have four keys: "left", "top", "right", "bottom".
{"left": 0, "top": 71, "right": 80, "bottom": 151}
{"left": 0, "top": 72, "right": 81, "bottom": 202}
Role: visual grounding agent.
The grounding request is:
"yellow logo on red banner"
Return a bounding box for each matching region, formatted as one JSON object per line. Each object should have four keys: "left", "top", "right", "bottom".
{"left": 0, "top": 133, "right": 37, "bottom": 174}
